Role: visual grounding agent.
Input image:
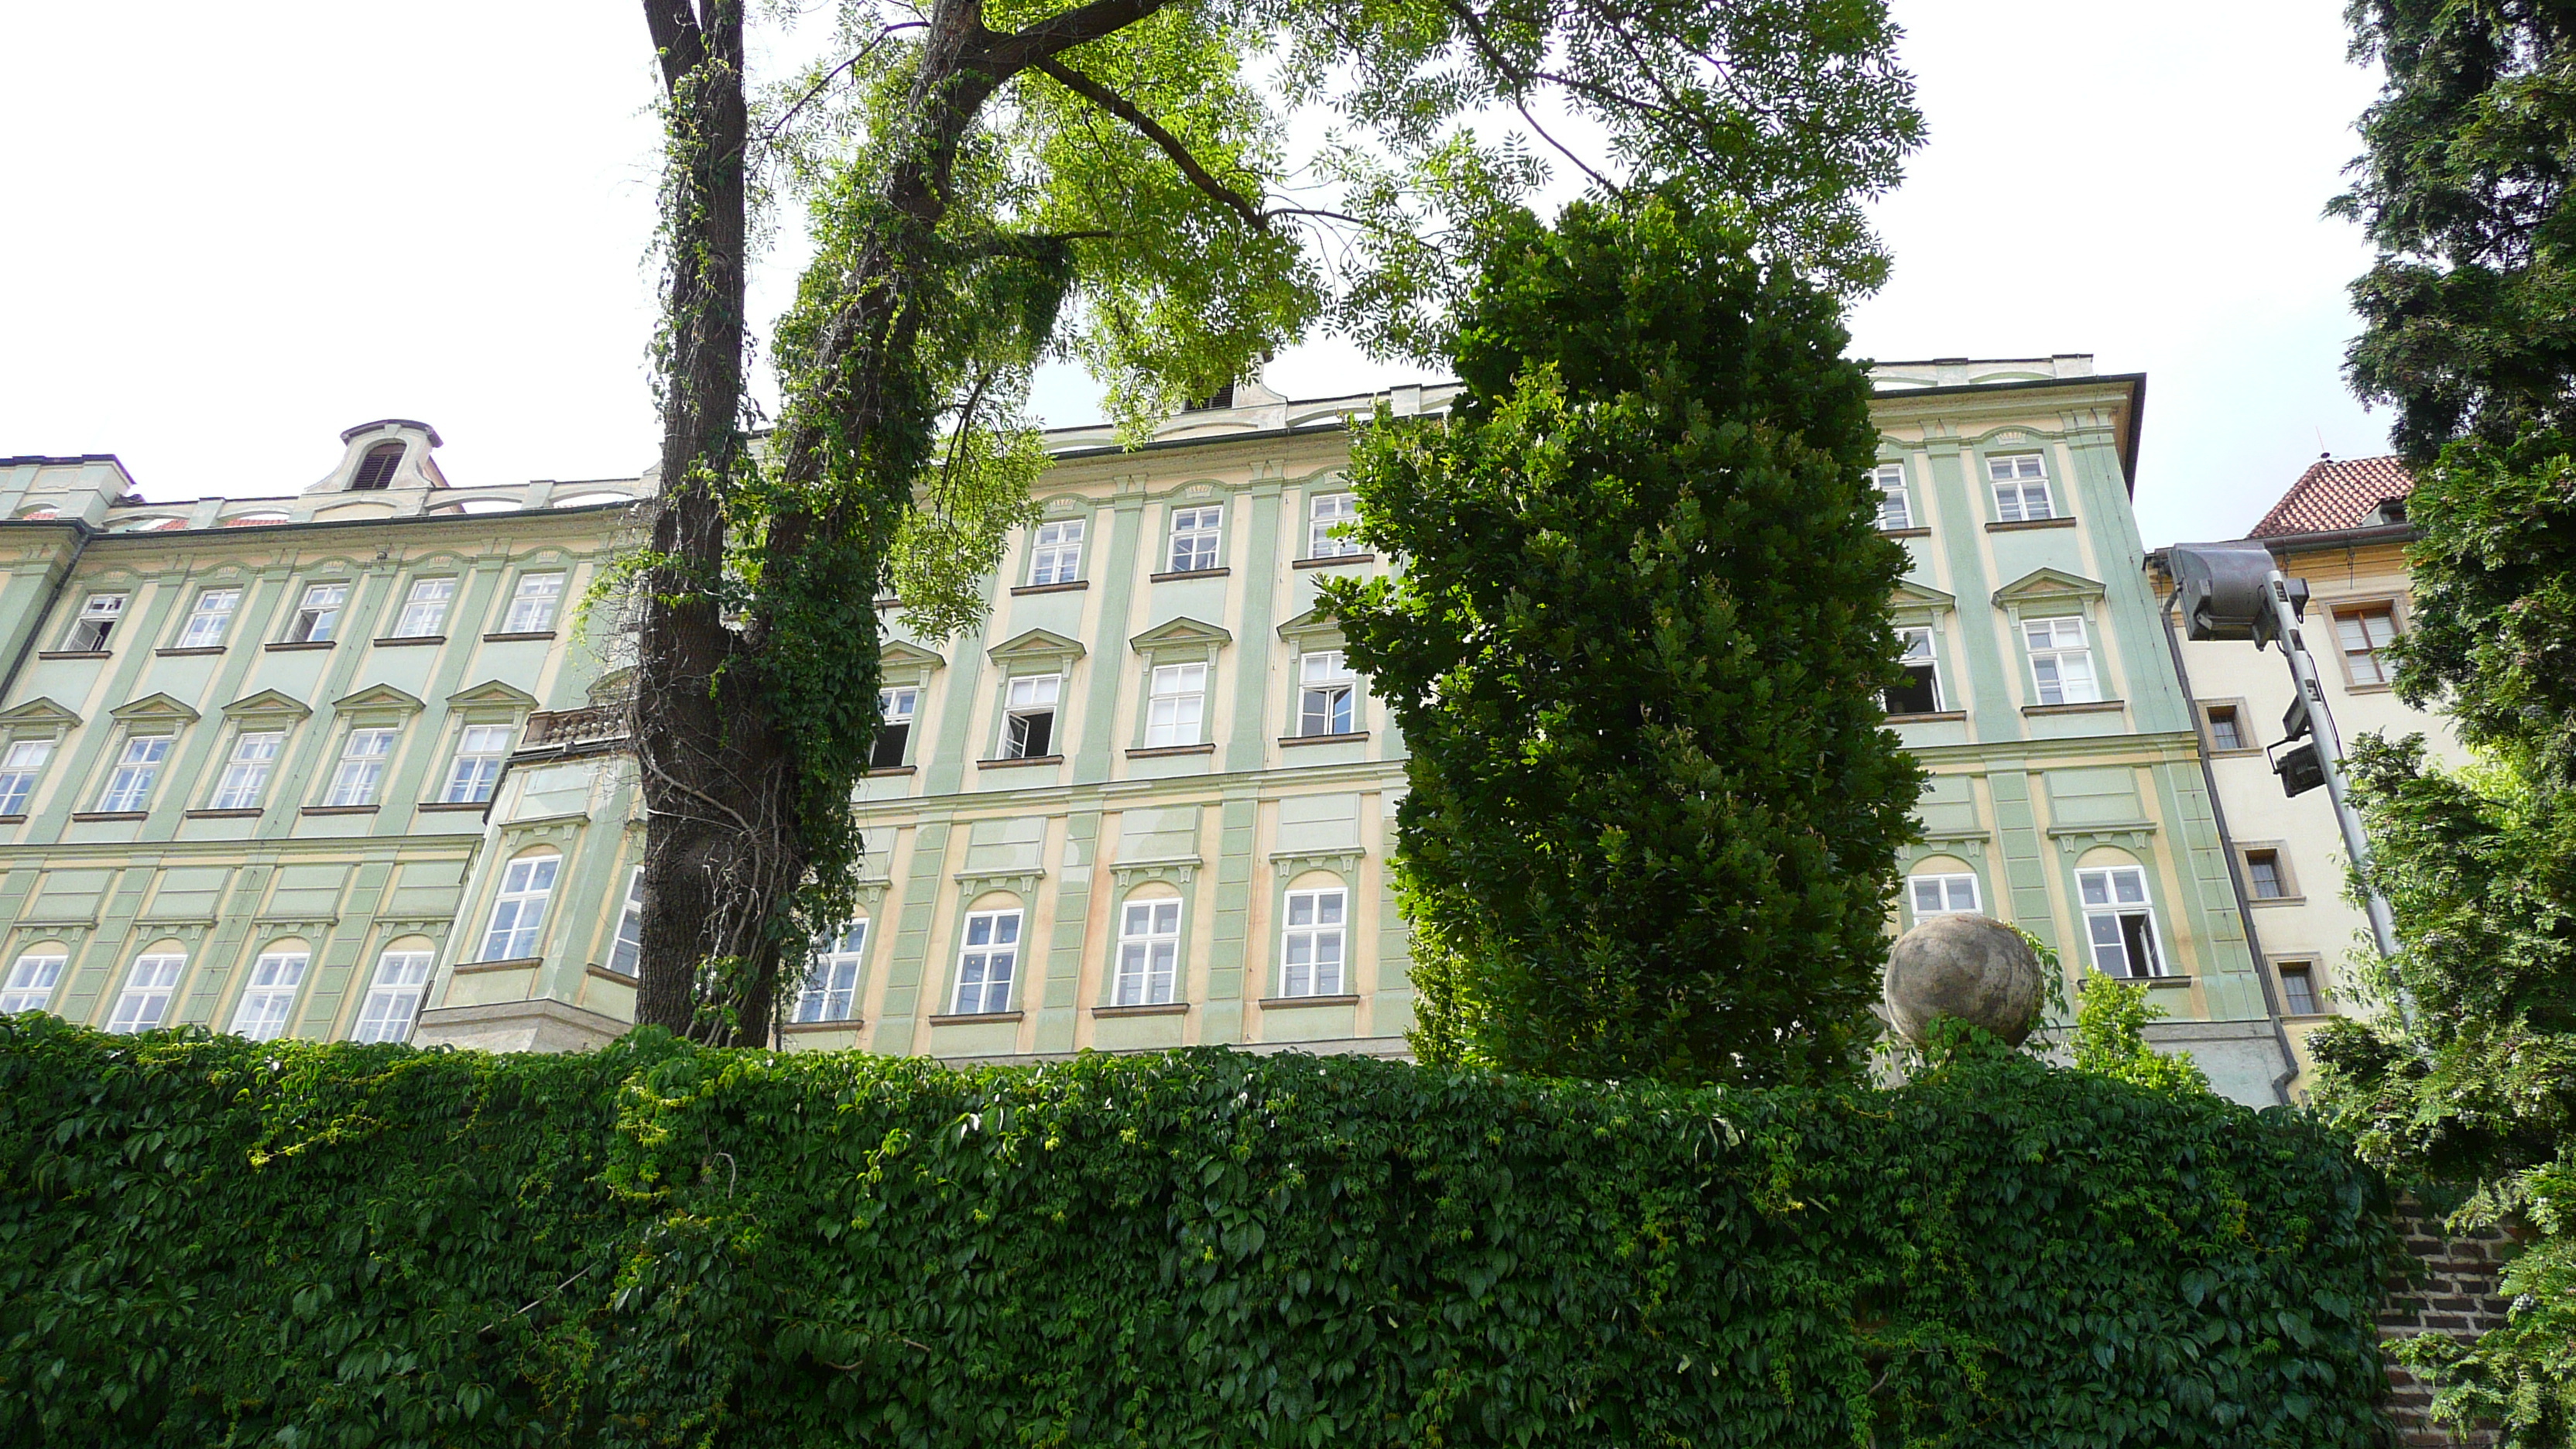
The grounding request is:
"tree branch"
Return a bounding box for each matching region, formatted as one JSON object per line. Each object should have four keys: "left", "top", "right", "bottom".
{"left": 642, "top": 0, "right": 706, "bottom": 90}
{"left": 976, "top": 0, "right": 1173, "bottom": 75}
{"left": 759, "top": 22, "right": 927, "bottom": 145}
{"left": 1034, "top": 58, "right": 1267, "bottom": 229}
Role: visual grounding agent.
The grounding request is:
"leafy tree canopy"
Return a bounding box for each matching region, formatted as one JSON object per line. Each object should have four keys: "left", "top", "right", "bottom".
{"left": 1321, "top": 197, "right": 1922, "bottom": 1088}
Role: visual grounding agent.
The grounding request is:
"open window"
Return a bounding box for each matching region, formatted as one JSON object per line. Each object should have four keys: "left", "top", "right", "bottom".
{"left": 2077, "top": 865, "right": 2166, "bottom": 978}
{"left": 1000, "top": 675, "right": 1060, "bottom": 759}
{"left": 349, "top": 441, "right": 404, "bottom": 491}
{"left": 872, "top": 687, "right": 916, "bottom": 769}
{"left": 63, "top": 593, "right": 125, "bottom": 652}
{"left": 1886, "top": 628, "right": 1943, "bottom": 714}
{"left": 285, "top": 583, "right": 348, "bottom": 643}
{"left": 1297, "top": 652, "right": 1356, "bottom": 736}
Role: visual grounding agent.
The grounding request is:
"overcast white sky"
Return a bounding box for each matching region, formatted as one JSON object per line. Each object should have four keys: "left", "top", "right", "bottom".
{"left": 2, "top": 2, "right": 2385, "bottom": 546}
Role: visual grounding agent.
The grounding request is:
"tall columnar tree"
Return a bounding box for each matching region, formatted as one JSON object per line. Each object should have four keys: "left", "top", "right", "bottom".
{"left": 629, "top": 0, "right": 1923, "bottom": 1042}
{"left": 1318, "top": 198, "right": 1923, "bottom": 1088}
{"left": 2316, "top": 3, "right": 2576, "bottom": 1440}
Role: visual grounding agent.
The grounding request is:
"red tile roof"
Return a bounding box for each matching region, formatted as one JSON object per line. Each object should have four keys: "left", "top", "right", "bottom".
{"left": 2249, "top": 455, "right": 2416, "bottom": 537}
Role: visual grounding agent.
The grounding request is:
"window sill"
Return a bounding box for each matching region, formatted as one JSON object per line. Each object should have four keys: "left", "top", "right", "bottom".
{"left": 2247, "top": 894, "right": 2307, "bottom": 907}
{"left": 2280, "top": 1010, "right": 2338, "bottom": 1023}
{"left": 1878, "top": 526, "right": 1931, "bottom": 540}
{"left": 183, "top": 808, "right": 264, "bottom": 820}
{"left": 862, "top": 765, "right": 917, "bottom": 777}
{"left": 584, "top": 964, "right": 638, "bottom": 985}
{"left": 976, "top": 755, "right": 1064, "bottom": 769}
{"left": 301, "top": 804, "right": 381, "bottom": 817}
{"left": 1292, "top": 553, "right": 1375, "bottom": 568}
{"left": 68, "top": 810, "right": 146, "bottom": 822}
{"left": 2206, "top": 746, "right": 2263, "bottom": 758}
{"left": 1986, "top": 516, "right": 2077, "bottom": 533}
{"left": 1126, "top": 742, "right": 1214, "bottom": 759}
{"left": 373, "top": 635, "right": 445, "bottom": 647}
{"left": 1093, "top": 1002, "right": 1188, "bottom": 1018}
{"left": 928, "top": 1010, "right": 1023, "bottom": 1026}
{"left": 155, "top": 646, "right": 225, "bottom": 658}
{"left": 2343, "top": 682, "right": 2396, "bottom": 695}
{"left": 36, "top": 650, "right": 111, "bottom": 660}
{"left": 415, "top": 800, "right": 490, "bottom": 812}
{"left": 1260, "top": 993, "right": 1358, "bottom": 1009}
{"left": 1886, "top": 711, "right": 1965, "bottom": 724}
{"left": 455, "top": 956, "right": 543, "bottom": 975}
{"left": 2023, "top": 700, "right": 2124, "bottom": 716}
{"left": 780, "top": 1017, "right": 862, "bottom": 1033}
{"left": 1279, "top": 731, "right": 1368, "bottom": 747}
{"left": 481, "top": 631, "right": 557, "bottom": 643}
{"left": 0, "top": 814, "right": 22, "bottom": 825}
{"left": 2139, "top": 975, "right": 2194, "bottom": 988}
{"left": 266, "top": 640, "right": 335, "bottom": 653}
{"left": 1149, "top": 567, "right": 1229, "bottom": 583}
{"left": 1011, "top": 580, "right": 1088, "bottom": 596}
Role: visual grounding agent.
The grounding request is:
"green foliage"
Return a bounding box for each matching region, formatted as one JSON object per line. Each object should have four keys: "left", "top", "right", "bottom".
{"left": 2069, "top": 977, "right": 2213, "bottom": 1098}
{"left": 0, "top": 1015, "right": 2393, "bottom": 1447}
{"left": 1321, "top": 197, "right": 1922, "bottom": 1088}
{"left": 2334, "top": 0, "right": 2576, "bottom": 462}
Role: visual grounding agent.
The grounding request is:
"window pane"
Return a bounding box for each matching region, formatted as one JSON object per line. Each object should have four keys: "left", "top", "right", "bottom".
{"left": 396, "top": 578, "right": 455, "bottom": 636}
{"left": 505, "top": 574, "right": 565, "bottom": 633}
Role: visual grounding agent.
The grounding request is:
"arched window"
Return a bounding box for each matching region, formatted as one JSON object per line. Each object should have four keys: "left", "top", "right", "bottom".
{"left": 792, "top": 920, "right": 868, "bottom": 1023}
{"left": 0, "top": 947, "right": 68, "bottom": 1012}
{"left": 349, "top": 442, "right": 404, "bottom": 491}
{"left": 1906, "top": 861, "right": 1982, "bottom": 921}
{"left": 351, "top": 940, "right": 436, "bottom": 1043}
{"left": 229, "top": 944, "right": 310, "bottom": 1040}
{"left": 478, "top": 851, "right": 560, "bottom": 961}
{"left": 107, "top": 947, "right": 188, "bottom": 1033}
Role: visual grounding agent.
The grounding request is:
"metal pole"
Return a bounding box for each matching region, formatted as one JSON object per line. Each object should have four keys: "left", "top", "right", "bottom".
{"left": 2264, "top": 570, "right": 2417, "bottom": 1030}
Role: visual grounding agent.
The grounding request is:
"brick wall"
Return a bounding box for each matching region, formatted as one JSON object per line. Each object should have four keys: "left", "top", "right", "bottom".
{"left": 2378, "top": 1196, "right": 2518, "bottom": 1447}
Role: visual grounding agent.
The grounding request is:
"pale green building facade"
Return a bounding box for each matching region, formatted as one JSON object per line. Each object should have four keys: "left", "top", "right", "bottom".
{"left": 0, "top": 361, "right": 2297, "bottom": 1102}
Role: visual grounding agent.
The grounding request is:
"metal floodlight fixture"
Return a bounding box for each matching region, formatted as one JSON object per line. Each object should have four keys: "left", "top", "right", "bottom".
{"left": 2167, "top": 542, "right": 2308, "bottom": 648}
{"left": 2282, "top": 692, "right": 2311, "bottom": 743}
{"left": 2271, "top": 740, "right": 2326, "bottom": 799}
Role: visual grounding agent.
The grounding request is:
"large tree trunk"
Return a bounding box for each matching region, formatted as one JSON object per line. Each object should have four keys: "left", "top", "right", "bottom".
{"left": 633, "top": 0, "right": 794, "bottom": 1043}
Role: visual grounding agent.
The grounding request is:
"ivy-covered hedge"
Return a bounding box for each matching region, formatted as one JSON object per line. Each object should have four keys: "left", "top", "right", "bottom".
{"left": 0, "top": 1016, "right": 2391, "bottom": 1447}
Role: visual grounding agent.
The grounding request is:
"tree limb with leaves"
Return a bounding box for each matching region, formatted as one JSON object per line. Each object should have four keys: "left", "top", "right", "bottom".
{"left": 627, "top": 0, "right": 1921, "bottom": 1045}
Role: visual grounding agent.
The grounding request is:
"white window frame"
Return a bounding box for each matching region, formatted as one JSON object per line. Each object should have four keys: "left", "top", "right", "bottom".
{"left": 211, "top": 730, "right": 284, "bottom": 810}
{"left": 96, "top": 734, "right": 171, "bottom": 813}
{"left": 1307, "top": 492, "right": 1363, "bottom": 558}
{"left": 1028, "top": 519, "right": 1084, "bottom": 585}
{"left": 325, "top": 727, "right": 398, "bottom": 807}
{"left": 2077, "top": 865, "right": 2167, "bottom": 979}
{"left": 2023, "top": 616, "right": 2100, "bottom": 706}
{"left": 1888, "top": 627, "right": 1944, "bottom": 715}
{"left": 0, "top": 738, "right": 54, "bottom": 816}
{"left": 444, "top": 723, "right": 513, "bottom": 803}
{"left": 1000, "top": 674, "right": 1061, "bottom": 759}
{"left": 1988, "top": 454, "right": 2054, "bottom": 522}
{"left": 286, "top": 582, "right": 348, "bottom": 643}
{"left": 228, "top": 950, "right": 310, "bottom": 1041}
{"left": 2333, "top": 603, "right": 2400, "bottom": 687}
{"left": 1144, "top": 662, "right": 1208, "bottom": 748}
{"left": 872, "top": 687, "right": 918, "bottom": 769}
{"left": 1297, "top": 652, "right": 1356, "bottom": 737}
{"left": 951, "top": 909, "right": 1022, "bottom": 1015}
{"left": 63, "top": 592, "right": 125, "bottom": 651}
{"left": 393, "top": 577, "right": 456, "bottom": 638}
{"left": 503, "top": 572, "right": 566, "bottom": 634}
{"left": 793, "top": 920, "right": 868, "bottom": 1023}
{"left": 1279, "top": 887, "right": 1347, "bottom": 998}
{"left": 1908, "top": 872, "right": 1980, "bottom": 919}
{"left": 176, "top": 588, "right": 241, "bottom": 649}
{"left": 1113, "top": 897, "right": 1182, "bottom": 1005}
{"left": 351, "top": 949, "right": 434, "bottom": 1043}
{"left": 608, "top": 867, "right": 645, "bottom": 975}
{"left": 107, "top": 952, "right": 187, "bottom": 1033}
{"left": 1873, "top": 463, "right": 1913, "bottom": 531}
{"left": 1167, "top": 505, "right": 1221, "bottom": 573}
{"left": 479, "top": 853, "right": 560, "bottom": 962}
{"left": 0, "top": 950, "right": 66, "bottom": 1012}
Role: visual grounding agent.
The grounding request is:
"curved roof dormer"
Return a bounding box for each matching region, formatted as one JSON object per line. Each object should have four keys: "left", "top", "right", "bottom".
{"left": 306, "top": 420, "right": 450, "bottom": 496}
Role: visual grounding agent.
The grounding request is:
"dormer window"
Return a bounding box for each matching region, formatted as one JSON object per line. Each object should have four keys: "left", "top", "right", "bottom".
{"left": 1181, "top": 382, "right": 1236, "bottom": 412}
{"left": 350, "top": 442, "right": 404, "bottom": 491}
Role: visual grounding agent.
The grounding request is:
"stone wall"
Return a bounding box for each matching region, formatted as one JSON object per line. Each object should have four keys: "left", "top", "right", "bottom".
{"left": 2378, "top": 1197, "right": 2519, "bottom": 1447}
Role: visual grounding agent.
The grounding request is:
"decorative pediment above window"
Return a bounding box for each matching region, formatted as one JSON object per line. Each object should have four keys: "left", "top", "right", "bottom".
{"left": 446, "top": 679, "right": 538, "bottom": 714}
{"left": 1039, "top": 494, "right": 1088, "bottom": 519}
{"left": 1991, "top": 567, "right": 2106, "bottom": 616}
{"left": 1269, "top": 846, "right": 1363, "bottom": 881}
{"left": 1112, "top": 857, "right": 1202, "bottom": 890}
{"left": 1129, "top": 616, "right": 1230, "bottom": 666}
{"left": 584, "top": 667, "right": 634, "bottom": 707}
{"left": 221, "top": 688, "right": 313, "bottom": 723}
{"left": 1275, "top": 607, "right": 1344, "bottom": 651}
{"left": 880, "top": 640, "right": 947, "bottom": 687}
{"left": 986, "top": 628, "right": 1084, "bottom": 675}
{"left": 0, "top": 697, "right": 82, "bottom": 731}
{"left": 333, "top": 683, "right": 426, "bottom": 718}
{"left": 108, "top": 692, "right": 200, "bottom": 728}
{"left": 1889, "top": 581, "right": 1957, "bottom": 619}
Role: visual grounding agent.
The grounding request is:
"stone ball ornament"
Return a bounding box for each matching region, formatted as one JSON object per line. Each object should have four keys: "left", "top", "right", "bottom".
{"left": 1882, "top": 913, "right": 2045, "bottom": 1047}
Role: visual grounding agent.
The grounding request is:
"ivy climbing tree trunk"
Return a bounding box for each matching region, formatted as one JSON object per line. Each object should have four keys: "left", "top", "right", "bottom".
{"left": 634, "top": 0, "right": 794, "bottom": 1043}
